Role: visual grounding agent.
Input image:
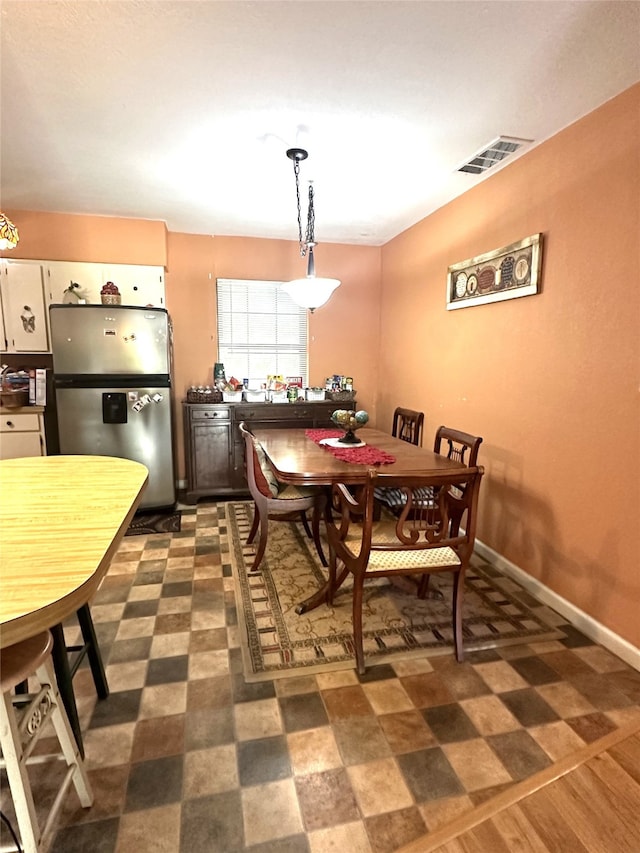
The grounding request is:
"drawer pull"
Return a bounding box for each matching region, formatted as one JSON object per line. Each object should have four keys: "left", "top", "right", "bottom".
{"left": 6, "top": 421, "right": 14, "bottom": 429}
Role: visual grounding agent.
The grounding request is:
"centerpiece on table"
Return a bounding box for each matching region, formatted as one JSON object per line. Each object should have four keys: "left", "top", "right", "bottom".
{"left": 329, "top": 409, "right": 369, "bottom": 445}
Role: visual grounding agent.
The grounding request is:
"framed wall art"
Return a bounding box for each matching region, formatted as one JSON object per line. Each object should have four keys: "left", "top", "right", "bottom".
{"left": 446, "top": 233, "right": 543, "bottom": 310}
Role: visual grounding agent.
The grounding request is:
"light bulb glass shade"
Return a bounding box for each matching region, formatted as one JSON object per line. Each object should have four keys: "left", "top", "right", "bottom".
{"left": 281, "top": 276, "right": 341, "bottom": 311}
{"left": 0, "top": 212, "right": 19, "bottom": 250}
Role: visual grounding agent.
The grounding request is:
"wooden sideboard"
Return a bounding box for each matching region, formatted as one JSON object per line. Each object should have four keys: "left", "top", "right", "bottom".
{"left": 182, "top": 400, "right": 348, "bottom": 503}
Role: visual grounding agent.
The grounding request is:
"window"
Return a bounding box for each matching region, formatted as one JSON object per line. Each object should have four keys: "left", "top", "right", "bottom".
{"left": 216, "top": 279, "right": 308, "bottom": 385}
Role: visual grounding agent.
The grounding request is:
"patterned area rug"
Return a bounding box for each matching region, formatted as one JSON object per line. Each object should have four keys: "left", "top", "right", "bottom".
{"left": 125, "top": 510, "right": 182, "bottom": 536}
{"left": 227, "top": 501, "right": 565, "bottom": 681}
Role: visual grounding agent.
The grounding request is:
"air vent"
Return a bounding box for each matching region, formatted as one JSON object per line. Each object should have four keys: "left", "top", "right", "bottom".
{"left": 457, "top": 135, "right": 532, "bottom": 175}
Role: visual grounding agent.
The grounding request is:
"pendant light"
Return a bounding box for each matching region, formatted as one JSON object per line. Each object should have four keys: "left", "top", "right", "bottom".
{"left": 281, "top": 148, "right": 340, "bottom": 312}
{"left": 0, "top": 213, "right": 19, "bottom": 250}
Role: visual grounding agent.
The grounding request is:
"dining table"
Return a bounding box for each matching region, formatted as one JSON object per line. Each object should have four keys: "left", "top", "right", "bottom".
{"left": 251, "top": 426, "right": 468, "bottom": 486}
{"left": 0, "top": 455, "right": 148, "bottom": 752}
{"left": 251, "top": 426, "right": 470, "bottom": 613}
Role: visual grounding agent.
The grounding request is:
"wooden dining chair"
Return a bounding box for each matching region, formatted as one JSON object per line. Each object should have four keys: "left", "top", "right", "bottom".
{"left": 325, "top": 465, "right": 484, "bottom": 674}
{"left": 392, "top": 407, "right": 424, "bottom": 446}
{"left": 239, "top": 422, "right": 327, "bottom": 572}
{"left": 375, "top": 424, "right": 483, "bottom": 517}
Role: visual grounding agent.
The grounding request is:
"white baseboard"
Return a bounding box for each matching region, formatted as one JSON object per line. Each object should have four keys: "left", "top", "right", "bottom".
{"left": 475, "top": 538, "right": 640, "bottom": 672}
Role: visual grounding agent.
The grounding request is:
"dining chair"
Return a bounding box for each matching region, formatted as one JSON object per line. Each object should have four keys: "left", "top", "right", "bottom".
{"left": 375, "top": 424, "right": 483, "bottom": 515}
{"left": 392, "top": 407, "right": 424, "bottom": 446}
{"left": 239, "top": 422, "right": 327, "bottom": 572}
{"left": 325, "top": 465, "right": 484, "bottom": 674}
{"left": 370, "top": 407, "right": 425, "bottom": 516}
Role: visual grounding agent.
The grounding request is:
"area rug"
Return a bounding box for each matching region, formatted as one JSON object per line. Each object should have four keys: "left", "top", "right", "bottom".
{"left": 125, "top": 510, "right": 182, "bottom": 536}
{"left": 227, "top": 501, "right": 565, "bottom": 681}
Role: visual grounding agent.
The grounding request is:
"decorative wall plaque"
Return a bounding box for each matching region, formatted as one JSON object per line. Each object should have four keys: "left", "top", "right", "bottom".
{"left": 446, "top": 233, "right": 543, "bottom": 310}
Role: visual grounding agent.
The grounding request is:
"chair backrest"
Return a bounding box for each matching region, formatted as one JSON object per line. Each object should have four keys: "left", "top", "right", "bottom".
{"left": 434, "top": 426, "right": 483, "bottom": 466}
{"left": 392, "top": 407, "right": 424, "bottom": 446}
{"left": 327, "top": 466, "right": 484, "bottom": 572}
{"left": 238, "top": 421, "right": 279, "bottom": 500}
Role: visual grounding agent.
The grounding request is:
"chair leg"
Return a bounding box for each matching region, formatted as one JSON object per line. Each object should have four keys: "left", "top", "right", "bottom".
{"left": 417, "top": 575, "right": 431, "bottom": 599}
{"left": 327, "top": 551, "right": 337, "bottom": 605}
{"left": 37, "top": 657, "right": 93, "bottom": 808}
{"left": 352, "top": 577, "right": 366, "bottom": 676}
{"left": 311, "top": 502, "right": 328, "bottom": 567}
{"left": 247, "top": 503, "right": 260, "bottom": 544}
{"left": 249, "top": 511, "right": 269, "bottom": 573}
{"left": 0, "top": 690, "right": 41, "bottom": 853}
{"left": 299, "top": 511, "right": 313, "bottom": 539}
{"left": 452, "top": 570, "right": 465, "bottom": 662}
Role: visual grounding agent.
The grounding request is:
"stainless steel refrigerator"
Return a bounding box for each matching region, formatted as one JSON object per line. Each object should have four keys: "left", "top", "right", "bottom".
{"left": 49, "top": 304, "right": 176, "bottom": 509}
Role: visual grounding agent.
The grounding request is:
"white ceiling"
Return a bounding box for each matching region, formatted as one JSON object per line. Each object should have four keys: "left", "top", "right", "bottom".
{"left": 1, "top": 1, "right": 639, "bottom": 247}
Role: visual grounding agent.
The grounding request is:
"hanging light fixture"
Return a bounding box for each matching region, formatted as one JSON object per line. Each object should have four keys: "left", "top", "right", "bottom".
{"left": 0, "top": 212, "right": 19, "bottom": 250}
{"left": 281, "top": 148, "right": 340, "bottom": 312}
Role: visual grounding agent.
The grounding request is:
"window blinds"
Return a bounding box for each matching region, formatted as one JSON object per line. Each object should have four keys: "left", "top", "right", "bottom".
{"left": 216, "top": 279, "right": 309, "bottom": 385}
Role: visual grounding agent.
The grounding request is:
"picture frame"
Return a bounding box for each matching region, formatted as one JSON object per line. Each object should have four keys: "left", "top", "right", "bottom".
{"left": 446, "top": 233, "right": 543, "bottom": 310}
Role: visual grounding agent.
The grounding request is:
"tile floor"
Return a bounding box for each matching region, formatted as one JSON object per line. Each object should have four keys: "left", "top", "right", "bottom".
{"left": 3, "top": 500, "right": 640, "bottom": 853}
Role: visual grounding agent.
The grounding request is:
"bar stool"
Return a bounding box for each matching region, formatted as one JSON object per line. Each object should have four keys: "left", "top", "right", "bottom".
{"left": 0, "top": 631, "right": 93, "bottom": 853}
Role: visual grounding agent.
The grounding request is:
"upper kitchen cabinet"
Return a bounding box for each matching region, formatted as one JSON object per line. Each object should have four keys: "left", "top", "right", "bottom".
{"left": 0, "top": 261, "right": 50, "bottom": 352}
{"left": 100, "top": 264, "right": 165, "bottom": 307}
{"left": 45, "top": 261, "right": 104, "bottom": 306}
{"left": 46, "top": 261, "right": 165, "bottom": 307}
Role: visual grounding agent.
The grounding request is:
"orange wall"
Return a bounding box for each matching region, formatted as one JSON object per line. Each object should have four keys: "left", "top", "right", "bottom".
{"left": 379, "top": 84, "right": 640, "bottom": 648}
{"left": 0, "top": 210, "right": 168, "bottom": 266}
{"left": 166, "top": 234, "right": 381, "bottom": 475}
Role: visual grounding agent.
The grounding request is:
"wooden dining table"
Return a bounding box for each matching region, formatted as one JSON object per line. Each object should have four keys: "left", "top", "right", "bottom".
{"left": 252, "top": 426, "right": 468, "bottom": 486}
{"left": 0, "top": 455, "right": 148, "bottom": 751}
{"left": 252, "top": 427, "right": 469, "bottom": 613}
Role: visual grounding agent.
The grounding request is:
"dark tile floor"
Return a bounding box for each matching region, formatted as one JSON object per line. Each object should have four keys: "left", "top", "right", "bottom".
{"left": 3, "top": 500, "right": 640, "bottom": 853}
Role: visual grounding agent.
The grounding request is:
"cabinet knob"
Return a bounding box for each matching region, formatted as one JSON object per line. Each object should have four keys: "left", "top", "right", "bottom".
{"left": 6, "top": 421, "right": 14, "bottom": 428}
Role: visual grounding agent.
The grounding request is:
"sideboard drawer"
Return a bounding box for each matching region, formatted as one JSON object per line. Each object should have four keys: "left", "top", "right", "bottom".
{"left": 191, "top": 408, "right": 231, "bottom": 421}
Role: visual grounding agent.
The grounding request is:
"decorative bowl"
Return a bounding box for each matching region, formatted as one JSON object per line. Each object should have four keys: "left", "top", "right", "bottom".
{"left": 330, "top": 409, "right": 369, "bottom": 444}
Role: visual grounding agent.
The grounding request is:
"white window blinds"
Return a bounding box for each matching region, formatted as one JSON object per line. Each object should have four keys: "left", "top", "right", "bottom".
{"left": 216, "top": 279, "right": 309, "bottom": 385}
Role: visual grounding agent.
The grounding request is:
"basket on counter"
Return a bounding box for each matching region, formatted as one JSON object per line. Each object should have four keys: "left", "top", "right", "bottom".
{"left": 326, "top": 390, "right": 356, "bottom": 402}
{"left": 101, "top": 294, "right": 122, "bottom": 305}
{"left": 186, "top": 389, "right": 223, "bottom": 403}
{"left": 1, "top": 389, "right": 30, "bottom": 408}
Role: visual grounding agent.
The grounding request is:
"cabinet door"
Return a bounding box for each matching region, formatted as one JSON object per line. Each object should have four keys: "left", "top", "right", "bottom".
{"left": 191, "top": 421, "right": 234, "bottom": 491}
{"left": 45, "top": 261, "right": 104, "bottom": 305}
{"left": 0, "top": 262, "right": 49, "bottom": 351}
{"left": 102, "top": 264, "right": 165, "bottom": 307}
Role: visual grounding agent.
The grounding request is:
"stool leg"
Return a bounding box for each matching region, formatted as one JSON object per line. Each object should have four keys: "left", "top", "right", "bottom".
{"left": 0, "top": 689, "right": 41, "bottom": 853}
{"left": 76, "top": 604, "right": 109, "bottom": 699}
{"left": 50, "top": 622, "right": 84, "bottom": 758}
{"left": 37, "top": 658, "right": 93, "bottom": 808}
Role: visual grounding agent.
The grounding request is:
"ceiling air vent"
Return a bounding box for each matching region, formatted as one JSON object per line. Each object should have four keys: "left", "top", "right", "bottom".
{"left": 457, "top": 135, "right": 532, "bottom": 175}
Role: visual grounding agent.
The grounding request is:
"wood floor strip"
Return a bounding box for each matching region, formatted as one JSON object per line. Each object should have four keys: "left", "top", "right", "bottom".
{"left": 394, "top": 713, "right": 640, "bottom": 853}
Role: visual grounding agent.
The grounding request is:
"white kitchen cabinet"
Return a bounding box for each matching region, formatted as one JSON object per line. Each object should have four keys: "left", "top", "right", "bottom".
{"left": 46, "top": 261, "right": 165, "bottom": 307}
{"left": 0, "top": 261, "right": 49, "bottom": 352}
{"left": 0, "top": 407, "right": 47, "bottom": 459}
{"left": 45, "top": 261, "right": 104, "bottom": 306}
{"left": 101, "top": 264, "right": 165, "bottom": 307}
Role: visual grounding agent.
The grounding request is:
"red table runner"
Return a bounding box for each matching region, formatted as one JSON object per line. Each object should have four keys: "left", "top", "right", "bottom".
{"left": 305, "top": 429, "right": 396, "bottom": 465}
